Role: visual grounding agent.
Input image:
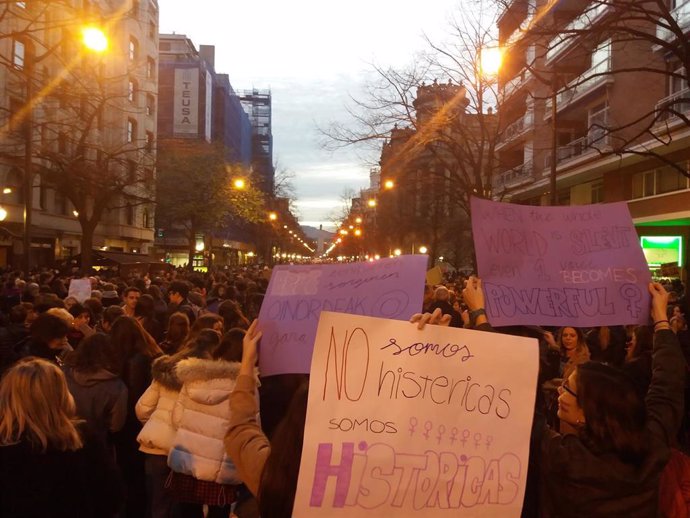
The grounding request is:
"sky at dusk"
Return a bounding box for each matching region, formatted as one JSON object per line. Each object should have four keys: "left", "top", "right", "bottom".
{"left": 159, "top": 0, "right": 463, "bottom": 229}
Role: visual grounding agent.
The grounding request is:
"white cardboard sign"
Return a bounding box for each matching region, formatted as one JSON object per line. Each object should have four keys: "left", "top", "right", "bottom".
{"left": 293, "top": 312, "right": 539, "bottom": 518}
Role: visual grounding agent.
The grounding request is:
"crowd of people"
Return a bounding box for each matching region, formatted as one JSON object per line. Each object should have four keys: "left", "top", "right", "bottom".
{"left": 0, "top": 264, "right": 688, "bottom": 517}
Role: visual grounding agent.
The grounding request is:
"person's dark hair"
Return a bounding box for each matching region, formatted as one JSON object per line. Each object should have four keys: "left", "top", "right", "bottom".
{"left": 169, "top": 281, "right": 190, "bottom": 299}
{"left": 161, "top": 312, "right": 190, "bottom": 354}
{"left": 630, "top": 326, "right": 653, "bottom": 360}
{"left": 102, "top": 305, "right": 125, "bottom": 327}
{"left": 30, "top": 313, "right": 70, "bottom": 344}
{"left": 123, "top": 287, "right": 141, "bottom": 298}
{"left": 576, "top": 362, "right": 649, "bottom": 465}
{"left": 218, "top": 300, "right": 250, "bottom": 330}
{"left": 214, "top": 328, "right": 244, "bottom": 362}
{"left": 68, "top": 303, "right": 89, "bottom": 319}
{"left": 109, "top": 317, "right": 161, "bottom": 373}
{"left": 83, "top": 297, "right": 103, "bottom": 319}
{"left": 134, "top": 294, "right": 155, "bottom": 319}
{"left": 189, "top": 314, "right": 223, "bottom": 337}
{"left": 65, "top": 333, "right": 113, "bottom": 373}
{"left": 9, "top": 304, "right": 28, "bottom": 324}
{"left": 147, "top": 284, "right": 164, "bottom": 301}
{"left": 258, "top": 381, "right": 309, "bottom": 518}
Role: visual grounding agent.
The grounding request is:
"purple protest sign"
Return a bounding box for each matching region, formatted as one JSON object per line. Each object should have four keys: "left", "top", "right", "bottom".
{"left": 471, "top": 197, "right": 652, "bottom": 327}
{"left": 258, "top": 255, "right": 428, "bottom": 376}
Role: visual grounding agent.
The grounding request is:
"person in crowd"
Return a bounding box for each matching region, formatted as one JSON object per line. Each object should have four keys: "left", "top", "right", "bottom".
{"left": 67, "top": 302, "right": 96, "bottom": 349}
{"left": 102, "top": 284, "right": 122, "bottom": 308}
{"left": 586, "top": 325, "right": 627, "bottom": 367}
{"left": 205, "top": 284, "right": 228, "bottom": 314}
{"left": 168, "top": 329, "right": 248, "bottom": 518}
{"left": 225, "top": 321, "right": 309, "bottom": 518}
{"left": 136, "top": 331, "right": 220, "bottom": 518}
{"left": 168, "top": 281, "right": 197, "bottom": 324}
{"left": 420, "top": 276, "right": 685, "bottom": 517}
{"left": 63, "top": 333, "right": 128, "bottom": 444}
{"left": 623, "top": 325, "right": 655, "bottom": 396}
{"left": 544, "top": 326, "right": 590, "bottom": 380}
{"left": 159, "top": 312, "right": 190, "bottom": 355}
{"left": 147, "top": 284, "right": 168, "bottom": 327}
{"left": 427, "top": 286, "right": 462, "bottom": 328}
{"left": 217, "top": 300, "right": 250, "bottom": 331}
{"left": 63, "top": 296, "right": 78, "bottom": 310}
{"left": 187, "top": 314, "right": 224, "bottom": 341}
{"left": 101, "top": 305, "right": 126, "bottom": 334}
{"left": 110, "top": 317, "right": 163, "bottom": 518}
{"left": 0, "top": 304, "right": 30, "bottom": 374}
{"left": 20, "top": 312, "right": 72, "bottom": 366}
{"left": 0, "top": 358, "right": 124, "bottom": 517}
{"left": 123, "top": 287, "right": 142, "bottom": 318}
{"left": 135, "top": 294, "right": 164, "bottom": 343}
{"left": 84, "top": 297, "right": 104, "bottom": 327}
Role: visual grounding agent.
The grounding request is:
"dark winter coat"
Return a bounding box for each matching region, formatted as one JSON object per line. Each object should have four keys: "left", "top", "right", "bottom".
{"left": 541, "top": 329, "right": 684, "bottom": 517}
{"left": 21, "top": 339, "right": 72, "bottom": 366}
{"left": 63, "top": 365, "right": 128, "bottom": 442}
{"left": 0, "top": 428, "right": 124, "bottom": 518}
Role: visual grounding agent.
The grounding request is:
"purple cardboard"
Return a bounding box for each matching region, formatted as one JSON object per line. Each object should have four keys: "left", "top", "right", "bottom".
{"left": 258, "top": 255, "right": 428, "bottom": 375}
{"left": 471, "top": 197, "right": 652, "bottom": 327}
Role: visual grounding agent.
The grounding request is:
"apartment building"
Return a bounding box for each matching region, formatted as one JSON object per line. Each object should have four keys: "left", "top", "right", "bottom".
{"left": 496, "top": 0, "right": 690, "bottom": 278}
{"left": 0, "top": 0, "right": 159, "bottom": 267}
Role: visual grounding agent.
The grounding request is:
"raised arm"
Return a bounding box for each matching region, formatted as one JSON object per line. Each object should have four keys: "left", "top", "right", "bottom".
{"left": 645, "top": 282, "right": 685, "bottom": 444}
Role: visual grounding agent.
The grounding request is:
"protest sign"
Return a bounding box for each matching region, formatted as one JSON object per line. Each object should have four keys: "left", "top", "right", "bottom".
{"left": 67, "top": 278, "right": 92, "bottom": 303}
{"left": 426, "top": 266, "right": 443, "bottom": 286}
{"left": 471, "top": 197, "right": 652, "bottom": 327}
{"left": 258, "top": 255, "right": 427, "bottom": 376}
{"left": 293, "top": 312, "right": 539, "bottom": 517}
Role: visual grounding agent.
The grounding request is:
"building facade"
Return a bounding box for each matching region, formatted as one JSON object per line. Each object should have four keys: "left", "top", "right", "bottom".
{"left": 0, "top": 0, "right": 159, "bottom": 268}
{"left": 496, "top": 0, "right": 690, "bottom": 279}
{"left": 155, "top": 34, "right": 256, "bottom": 268}
{"left": 239, "top": 89, "right": 274, "bottom": 194}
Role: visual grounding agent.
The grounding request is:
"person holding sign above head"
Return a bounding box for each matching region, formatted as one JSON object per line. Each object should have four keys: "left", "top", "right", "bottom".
{"left": 415, "top": 276, "right": 684, "bottom": 518}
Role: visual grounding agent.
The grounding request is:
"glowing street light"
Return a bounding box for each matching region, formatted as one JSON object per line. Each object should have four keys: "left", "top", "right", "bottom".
{"left": 81, "top": 27, "right": 109, "bottom": 53}
{"left": 480, "top": 47, "right": 502, "bottom": 77}
{"left": 393, "top": 248, "right": 402, "bottom": 256}
{"left": 0, "top": 206, "right": 7, "bottom": 222}
{"left": 232, "top": 178, "right": 246, "bottom": 190}
{"left": 419, "top": 246, "right": 428, "bottom": 254}
{"left": 268, "top": 212, "right": 277, "bottom": 221}
{"left": 355, "top": 217, "right": 362, "bottom": 224}
{"left": 2, "top": 187, "right": 12, "bottom": 194}
{"left": 339, "top": 229, "right": 348, "bottom": 236}
{"left": 72, "top": 210, "right": 79, "bottom": 217}
{"left": 354, "top": 229, "right": 362, "bottom": 237}
{"left": 367, "top": 198, "right": 377, "bottom": 208}
{"left": 383, "top": 179, "right": 395, "bottom": 190}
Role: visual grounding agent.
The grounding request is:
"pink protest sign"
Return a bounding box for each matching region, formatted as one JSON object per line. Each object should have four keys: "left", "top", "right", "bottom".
{"left": 470, "top": 197, "right": 652, "bottom": 327}
{"left": 258, "top": 255, "right": 427, "bottom": 376}
{"left": 293, "top": 312, "right": 538, "bottom": 517}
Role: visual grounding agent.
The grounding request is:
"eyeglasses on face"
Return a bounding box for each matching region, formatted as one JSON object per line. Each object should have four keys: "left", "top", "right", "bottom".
{"left": 559, "top": 378, "right": 577, "bottom": 398}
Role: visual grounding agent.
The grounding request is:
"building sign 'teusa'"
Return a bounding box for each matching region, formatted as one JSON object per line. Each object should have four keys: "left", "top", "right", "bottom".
{"left": 173, "top": 68, "right": 199, "bottom": 135}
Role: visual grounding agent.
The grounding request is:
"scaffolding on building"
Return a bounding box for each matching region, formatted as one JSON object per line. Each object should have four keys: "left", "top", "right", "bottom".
{"left": 239, "top": 89, "right": 274, "bottom": 194}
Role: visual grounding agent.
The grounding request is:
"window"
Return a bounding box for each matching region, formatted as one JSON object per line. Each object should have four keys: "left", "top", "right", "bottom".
{"left": 146, "top": 94, "right": 155, "bottom": 116}
{"left": 670, "top": 66, "right": 685, "bottom": 95}
{"left": 148, "top": 20, "right": 156, "bottom": 39}
{"left": 129, "top": 36, "right": 138, "bottom": 61}
{"left": 591, "top": 180, "right": 604, "bottom": 203}
{"left": 143, "top": 208, "right": 151, "bottom": 228}
{"left": 146, "top": 57, "right": 156, "bottom": 79}
{"left": 39, "top": 183, "right": 47, "bottom": 209}
{"left": 128, "top": 78, "right": 137, "bottom": 102}
{"left": 631, "top": 163, "right": 690, "bottom": 198}
{"left": 54, "top": 189, "right": 68, "bottom": 215}
{"left": 145, "top": 131, "right": 154, "bottom": 152}
{"left": 12, "top": 39, "right": 25, "bottom": 69}
{"left": 127, "top": 118, "right": 137, "bottom": 143}
{"left": 126, "top": 203, "right": 135, "bottom": 225}
{"left": 9, "top": 98, "right": 24, "bottom": 133}
{"left": 16, "top": 2, "right": 26, "bottom": 8}
{"left": 6, "top": 168, "right": 23, "bottom": 204}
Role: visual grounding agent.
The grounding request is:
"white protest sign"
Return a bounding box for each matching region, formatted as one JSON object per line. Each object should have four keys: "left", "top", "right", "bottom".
{"left": 294, "top": 312, "right": 539, "bottom": 518}
{"left": 67, "top": 278, "right": 92, "bottom": 303}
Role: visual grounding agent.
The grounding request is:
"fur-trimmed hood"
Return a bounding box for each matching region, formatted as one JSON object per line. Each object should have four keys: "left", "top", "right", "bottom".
{"left": 151, "top": 355, "right": 183, "bottom": 391}
{"left": 175, "top": 357, "right": 242, "bottom": 406}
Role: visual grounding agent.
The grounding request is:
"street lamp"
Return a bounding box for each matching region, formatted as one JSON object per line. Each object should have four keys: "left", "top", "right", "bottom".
{"left": 2, "top": 188, "right": 12, "bottom": 194}
{"left": 0, "top": 207, "right": 7, "bottom": 222}
{"left": 354, "top": 229, "right": 362, "bottom": 237}
{"left": 393, "top": 248, "right": 402, "bottom": 256}
{"left": 268, "top": 212, "right": 277, "bottom": 221}
{"left": 355, "top": 217, "right": 362, "bottom": 224}
{"left": 480, "top": 47, "right": 502, "bottom": 77}
{"left": 419, "top": 245, "right": 428, "bottom": 254}
{"left": 20, "top": 25, "right": 107, "bottom": 273}
{"left": 367, "top": 198, "right": 377, "bottom": 208}
{"left": 232, "top": 178, "right": 246, "bottom": 190}
{"left": 383, "top": 179, "right": 395, "bottom": 190}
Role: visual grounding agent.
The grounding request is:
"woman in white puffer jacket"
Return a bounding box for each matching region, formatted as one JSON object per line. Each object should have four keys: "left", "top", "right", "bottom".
{"left": 135, "top": 328, "right": 217, "bottom": 518}
{"left": 167, "top": 328, "right": 250, "bottom": 518}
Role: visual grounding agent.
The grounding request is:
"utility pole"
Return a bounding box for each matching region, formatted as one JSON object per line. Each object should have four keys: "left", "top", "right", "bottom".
{"left": 22, "top": 57, "right": 34, "bottom": 274}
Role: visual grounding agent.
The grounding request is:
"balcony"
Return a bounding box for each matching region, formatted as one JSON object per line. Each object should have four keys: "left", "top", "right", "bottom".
{"left": 656, "top": 0, "right": 690, "bottom": 42}
{"left": 498, "top": 111, "right": 534, "bottom": 146}
{"left": 546, "top": 2, "right": 610, "bottom": 64}
{"left": 502, "top": 69, "right": 532, "bottom": 100}
{"left": 544, "top": 123, "right": 610, "bottom": 169}
{"left": 545, "top": 50, "right": 612, "bottom": 115}
{"left": 655, "top": 88, "right": 690, "bottom": 123}
{"left": 495, "top": 160, "right": 535, "bottom": 190}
